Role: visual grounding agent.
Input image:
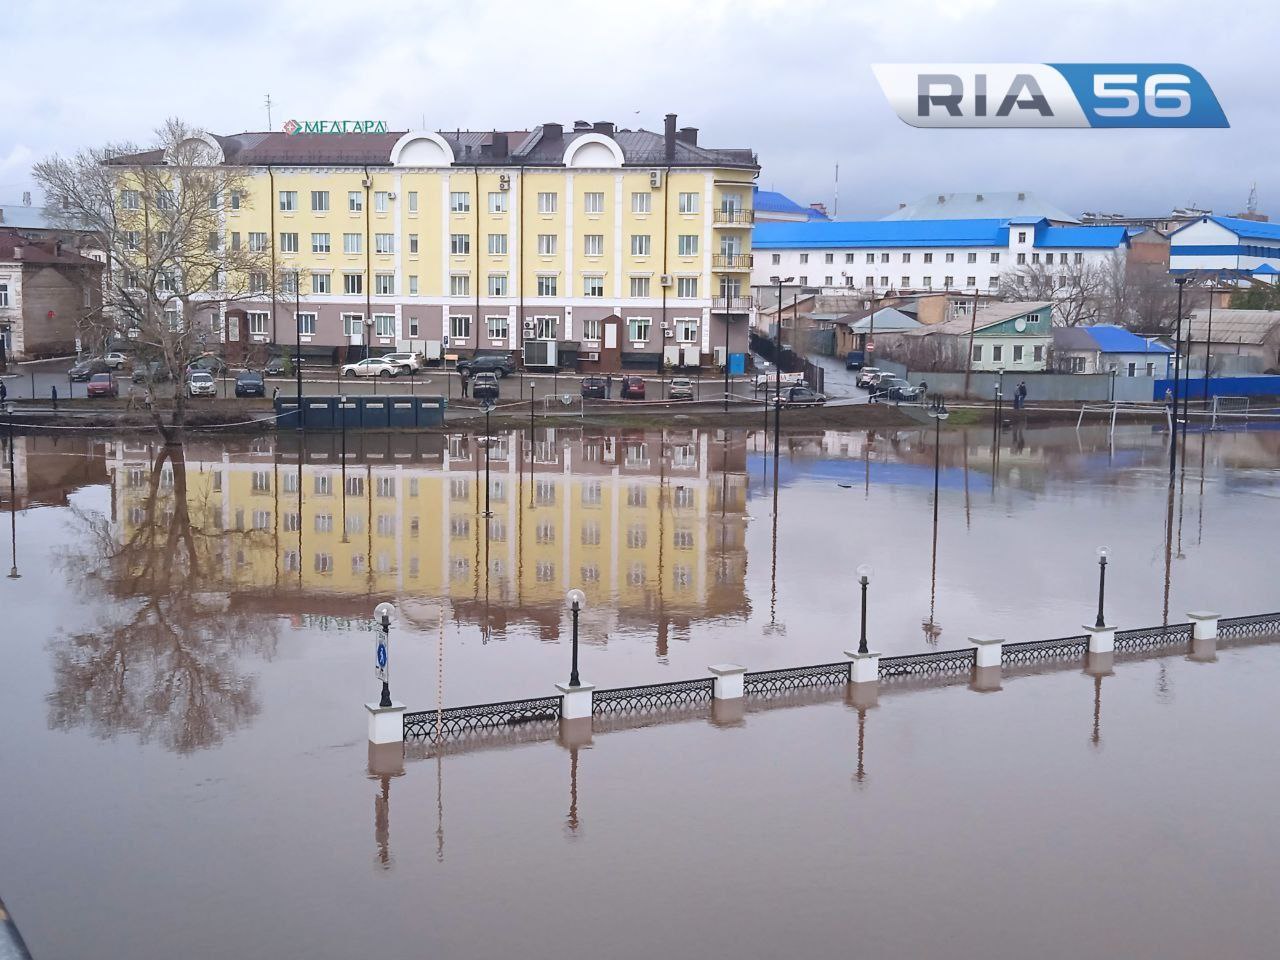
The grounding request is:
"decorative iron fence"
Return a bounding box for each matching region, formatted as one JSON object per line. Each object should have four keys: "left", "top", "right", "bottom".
{"left": 1113, "top": 623, "right": 1192, "bottom": 653}
{"left": 744, "top": 661, "right": 849, "bottom": 695}
{"left": 879, "top": 648, "right": 977, "bottom": 679}
{"left": 1002, "top": 634, "right": 1090, "bottom": 666}
{"left": 1218, "top": 612, "right": 1280, "bottom": 639}
{"left": 592, "top": 678, "right": 714, "bottom": 715}
{"left": 403, "top": 695, "right": 561, "bottom": 739}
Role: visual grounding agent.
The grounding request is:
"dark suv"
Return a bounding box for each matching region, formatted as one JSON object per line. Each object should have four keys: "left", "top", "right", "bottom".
{"left": 580, "top": 376, "right": 607, "bottom": 399}
{"left": 457, "top": 354, "right": 515, "bottom": 378}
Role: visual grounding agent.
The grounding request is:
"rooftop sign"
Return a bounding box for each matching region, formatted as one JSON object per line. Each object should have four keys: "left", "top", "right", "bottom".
{"left": 283, "top": 119, "right": 388, "bottom": 135}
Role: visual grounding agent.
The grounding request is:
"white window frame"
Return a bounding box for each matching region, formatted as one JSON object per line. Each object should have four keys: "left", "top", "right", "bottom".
{"left": 677, "top": 235, "right": 699, "bottom": 257}
{"left": 631, "top": 192, "right": 651, "bottom": 214}
{"left": 311, "top": 272, "right": 331, "bottom": 294}
{"left": 488, "top": 233, "right": 507, "bottom": 255}
{"left": 450, "top": 314, "right": 472, "bottom": 340}
{"left": 297, "top": 312, "right": 316, "bottom": 336}
{"left": 450, "top": 233, "right": 470, "bottom": 255}
{"left": 311, "top": 232, "right": 330, "bottom": 254}
{"left": 375, "top": 273, "right": 394, "bottom": 295}
{"left": 375, "top": 233, "right": 395, "bottom": 254}
{"left": 584, "top": 192, "right": 605, "bottom": 214}
{"left": 628, "top": 316, "right": 652, "bottom": 342}
{"left": 348, "top": 191, "right": 363, "bottom": 212}
{"left": 676, "top": 277, "right": 698, "bottom": 299}
{"left": 450, "top": 274, "right": 470, "bottom": 297}
{"left": 374, "top": 314, "right": 395, "bottom": 338}
{"left": 629, "top": 276, "right": 650, "bottom": 298}
{"left": 344, "top": 273, "right": 363, "bottom": 295}
{"left": 248, "top": 311, "right": 269, "bottom": 335}
{"left": 486, "top": 315, "right": 509, "bottom": 340}
{"left": 536, "top": 275, "right": 557, "bottom": 297}
{"left": 583, "top": 234, "right": 604, "bottom": 257}
{"left": 343, "top": 233, "right": 362, "bottom": 255}
{"left": 582, "top": 317, "right": 601, "bottom": 342}
{"left": 450, "top": 191, "right": 471, "bottom": 213}
{"left": 487, "top": 274, "right": 507, "bottom": 297}
{"left": 583, "top": 275, "right": 605, "bottom": 297}
{"left": 678, "top": 192, "right": 700, "bottom": 214}
{"left": 537, "top": 192, "right": 558, "bottom": 214}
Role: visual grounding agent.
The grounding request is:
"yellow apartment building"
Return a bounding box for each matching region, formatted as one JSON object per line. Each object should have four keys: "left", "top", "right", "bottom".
{"left": 111, "top": 115, "right": 759, "bottom": 373}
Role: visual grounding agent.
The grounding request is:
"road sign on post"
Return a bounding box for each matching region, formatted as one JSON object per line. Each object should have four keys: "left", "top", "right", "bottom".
{"left": 375, "top": 634, "right": 389, "bottom": 682}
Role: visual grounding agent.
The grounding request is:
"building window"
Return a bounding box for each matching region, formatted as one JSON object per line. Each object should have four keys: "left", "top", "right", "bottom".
{"left": 631, "top": 234, "right": 651, "bottom": 256}
{"left": 945, "top": 253, "right": 955, "bottom": 263}
{"left": 348, "top": 191, "right": 363, "bottom": 212}
{"left": 676, "top": 277, "right": 698, "bottom": 298}
{"left": 902, "top": 252, "right": 911, "bottom": 263}
{"left": 992, "top": 345, "right": 1003, "bottom": 362}
{"left": 632, "top": 192, "right": 651, "bottom": 214}
{"left": 248, "top": 311, "right": 269, "bottom": 335}
{"left": 343, "top": 233, "right": 362, "bottom": 255}
{"left": 0, "top": 283, "right": 7, "bottom": 307}
{"left": 537, "top": 234, "right": 557, "bottom": 256}
{"left": 630, "top": 276, "right": 650, "bottom": 298}
{"left": 488, "top": 233, "right": 507, "bottom": 255}
{"left": 989, "top": 276, "right": 999, "bottom": 289}
{"left": 535, "top": 316, "right": 557, "bottom": 339}
{"left": 771, "top": 253, "right": 780, "bottom": 265}
{"left": 488, "top": 274, "right": 507, "bottom": 296}
{"left": 1017, "top": 231, "right": 1027, "bottom": 243}
{"left": 901, "top": 276, "right": 910, "bottom": 287}
{"left": 247, "top": 232, "right": 268, "bottom": 252}
{"left": 967, "top": 252, "right": 978, "bottom": 264}
{"left": 1013, "top": 345, "right": 1024, "bottom": 362}
{"left": 488, "top": 192, "right": 508, "bottom": 214}
{"left": 582, "top": 317, "right": 601, "bottom": 341}
{"left": 536, "top": 275, "right": 557, "bottom": 297}
{"left": 407, "top": 191, "right": 418, "bottom": 213}
{"left": 923, "top": 276, "right": 932, "bottom": 288}
{"left": 824, "top": 253, "right": 834, "bottom": 264}
{"left": 449, "top": 191, "right": 470, "bottom": 213}
{"left": 677, "top": 235, "right": 699, "bottom": 256}
{"left": 372, "top": 191, "right": 388, "bottom": 213}
{"left": 304, "top": 190, "right": 327, "bottom": 213}
{"left": 825, "top": 276, "right": 833, "bottom": 286}
{"left": 375, "top": 274, "right": 394, "bottom": 295}
{"left": 990, "top": 252, "right": 1001, "bottom": 263}
{"left": 972, "top": 344, "right": 983, "bottom": 362}
{"left": 1031, "top": 253, "right": 1040, "bottom": 264}
{"left": 248, "top": 272, "right": 268, "bottom": 294}
{"left": 628, "top": 316, "right": 652, "bottom": 341}
{"left": 1075, "top": 252, "right": 1084, "bottom": 264}
{"left": 408, "top": 317, "right": 419, "bottom": 336}
{"left": 312, "top": 272, "right": 331, "bottom": 294}
{"left": 678, "top": 192, "right": 700, "bottom": 214}
{"left": 450, "top": 314, "right": 471, "bottom": 340}
{"left": 1016, "top": 252, "right": 1027, "bottom": 265}
{"left": 583, "top": 234, "right": 604, "bottom": 257}
{"left": 450, "top": 274, "right": 470, "bottom": 297}
{"left": 277, "top": 190, "right": 296, "bottom": 212}
{"left": 880, "top": 276, "right": 889, "bottom": 286}
{"left": 584, "top": 192, "right": 604, "bottom": 214}
{"left": 583, "top": 276, "right": 605, "bottom": 297}
{"left": 297, "top": 312, "right": 316, "bottom": 336}
{"left": 676, "top": 318, "right": 698, "bottom": 342}
{"left": 865, "top": 276, "right": 875, "bottom": 287}
{"left": 799, "top": 253, "right": 809, "bottom": 264}
{"left": 279, "top": 232, "right": 299, "bottom": 253}
{"left": 1034, "top": 345, "right": 1044, "bottom": 363}
{"left": 342, "top": 314, "right": 363, "bottom": 337}
{"left": 450, "top": 233, "right": 471, "bottom": 255}
{"left": 344, "top": 274, "right": 363, "bottom": 295}
{"left": 311, "top": 232, "right": 330, "bottom": 254}
{"left": 375, "top": 233, "right": 394, "bottom": 254}
{"left": 486, "top": 315, "right": 508, "bottom": 339}
{"left": 408, "top": 234, "right": 418, "bottom": 254}
{"left": 120, "top": 189, "right": 140, "bottom": 210}
{"left": 537, "top": 192, "right": 557, "bottom": 214}
{"left": 279, "top": 272, "right": 298, "bottom": 295}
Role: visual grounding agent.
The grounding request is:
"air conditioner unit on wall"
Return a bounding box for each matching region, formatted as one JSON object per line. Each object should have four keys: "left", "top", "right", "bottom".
{"left": 387, "top": 192, "right": 397, "bottom": 200}
{"left": 523, "top": 320, "right": 536, "bottom": 334}
{"left": 650, "top": 170, "right": 663, "bottom": 188}
{"left": 663, "top": 329, "right": 674, "bottom": 339}
{"left": 585, "top": 352, "right": 600, "bottom": 362}
{"left": 499, "top": 174, "right": 511, "bottom": 191}
{"left": 659, "top": 274, "right": 673, "bottom": 287}
{"left": 361, "top": 178, "right": 372, "bottom": 188}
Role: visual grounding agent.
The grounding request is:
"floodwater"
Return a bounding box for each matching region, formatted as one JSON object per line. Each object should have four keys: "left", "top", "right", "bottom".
{"left": 1, "top": 420, "right": 1278, "bottom": 959}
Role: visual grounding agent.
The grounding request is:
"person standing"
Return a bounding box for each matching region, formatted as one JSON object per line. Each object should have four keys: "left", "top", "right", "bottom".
{"left": 605, "top": 373, "right": 613, "bottom": 400}
{"left": 460, "top": 374, "right": 469, "bottom": 398}
{"left": 1016, "top": 380, "right": 1028, "bottom": 410}
{"left": 0, "top": 380, "right": 7, "bottom": 403}
{"left": 51, "top": 385, "right": 58, "bottom": 410}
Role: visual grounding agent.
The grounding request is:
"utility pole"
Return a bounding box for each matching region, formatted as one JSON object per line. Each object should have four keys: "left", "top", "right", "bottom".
{"left": 963, "top": 288, "right": 980, "bottom": 397}
{"left": 264, "top": 94, "right": 274, "bottom": 130}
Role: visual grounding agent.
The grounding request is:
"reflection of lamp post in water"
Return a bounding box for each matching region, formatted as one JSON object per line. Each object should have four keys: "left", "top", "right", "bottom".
{"left": 5, "top": 402, "right": 17, "bottom": 579}
{"left": 923, "top": 398, "right": 949, "bottom": 644}
{"left": 480, "top": 401, "right": 495, "bottom": 519}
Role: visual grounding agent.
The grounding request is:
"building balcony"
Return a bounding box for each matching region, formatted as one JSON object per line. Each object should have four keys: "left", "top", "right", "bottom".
{"left": 711, "top": 296, "right": 754, "bottom": 313}
{"left": 712, "top": 254, "right": 754, "bottom": 271}
{"left": 713, "top": 209, "right": 754, "bottom": 226}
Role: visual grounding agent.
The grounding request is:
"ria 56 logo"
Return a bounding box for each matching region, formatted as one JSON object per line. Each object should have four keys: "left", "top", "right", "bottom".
{"left": 873, "top": 64, "right": 1228, "bottom": 128}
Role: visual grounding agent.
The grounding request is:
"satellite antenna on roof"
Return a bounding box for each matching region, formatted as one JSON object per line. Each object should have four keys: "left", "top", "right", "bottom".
{"left": 264, "top": 94, "right": 273, "bottom": 130}
{"left": 833, "top": 162, "right": 839, "bottom": 219}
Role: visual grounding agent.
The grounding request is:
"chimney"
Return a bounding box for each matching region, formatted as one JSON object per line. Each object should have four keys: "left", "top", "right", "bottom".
{"left": 676, "top": 126, "right": 698, "bottom": 146}
{"left": 592, "top": 121, "right": 615, "bottom": 136}
{"left": 976, "top": 193, "right": 984, "bottom": 202}
{"left": 1017, "top": 192, "right": 1026, "bottom": 201}
{"left": 937, "top": 194, "right": 945, "bottom": 204}
{"left": 12, "top": 244, "right": 23, "bottom": 260}
{"left": 542, "top": 122, "right": 563, "bottom": 142}
{"left": 573, "top": 120, "right": 591, "bottom": 132}
{"left": 664, "top": 113, "right": 677, "bottom": 164}
{"left": 21, "top": 191, "right": 31, "bottom": 206}
{"left": 898, "top": 202, "right": 906, "bottom": 210}
{"left": 489, "top": 132, "right": 508, "bottom": 158}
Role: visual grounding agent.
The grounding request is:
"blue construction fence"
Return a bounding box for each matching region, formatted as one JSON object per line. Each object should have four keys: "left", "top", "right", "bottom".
{"left": 1155, "top": 375, "right": 1280, "bottom": 402}
{"left": 274, "top": 395, "right": 447, "bottom": 429}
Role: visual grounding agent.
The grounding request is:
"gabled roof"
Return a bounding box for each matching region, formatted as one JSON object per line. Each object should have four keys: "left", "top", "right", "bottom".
{"left": 753, "top": 218, "right": 1009, "bottom": 249}
{"left": 904, "top": 301, "right": 1052, "bottom": 336}
{"left": 1171, "top": 215, "right": 1280, "bottom": 242}
{"left": 753, "top": 187, "right": 826, "bottom": 218}
{"left": 833, "top": 307, "right": 920, "bottom": 332}
{"left": 1036, "top": 225, "right": 1129, "bottom": 249}
{"left": 0, "top": 229, "right": 100, "bottom": 266}
{"left": 1081, "top": 325, "right": 1172, "bottom": 354}
{"left": 881, "top": 191, "right": 1079, "bottom": 224}
{"left": 1182, "top": 309, "right": 1280, "bottom": 344}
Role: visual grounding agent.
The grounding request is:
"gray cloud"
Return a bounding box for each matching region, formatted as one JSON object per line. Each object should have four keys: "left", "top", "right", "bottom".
{"left": 5, "top": 0, "right": 1276, "bottom": 220}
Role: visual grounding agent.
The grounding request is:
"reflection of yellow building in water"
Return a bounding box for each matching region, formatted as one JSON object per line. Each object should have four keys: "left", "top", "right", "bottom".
{"left": 104, "top": 429, "right": 749, "bottom": 635}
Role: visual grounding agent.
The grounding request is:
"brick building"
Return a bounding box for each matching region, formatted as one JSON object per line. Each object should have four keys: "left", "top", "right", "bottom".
{"left": 0, "top": 229, "right": 104, "bottom": 360}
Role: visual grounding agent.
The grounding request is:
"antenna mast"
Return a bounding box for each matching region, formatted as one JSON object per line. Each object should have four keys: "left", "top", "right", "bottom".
{"left": 264, "top": 94, "right": 274, "bottom": 130}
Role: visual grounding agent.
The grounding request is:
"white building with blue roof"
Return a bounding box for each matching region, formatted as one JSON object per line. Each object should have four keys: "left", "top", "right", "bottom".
{"left": 750, "top": 217, "right": 1129, "bottom": 298}
{"left": 1168, "top": 215, "right": 1280, "bottom": 279}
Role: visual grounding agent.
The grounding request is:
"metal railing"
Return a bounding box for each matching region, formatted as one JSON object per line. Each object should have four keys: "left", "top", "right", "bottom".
{"left": 713, "top": 208, "right": 755, "bottom": 225}
{"left": 1002, "top": 634, "right": 1090, "bottom": 666}
{"left": 712, "top": 253, "right": 754, "bottom": 270}
{"left": 403, "top": 695, "right": 561, "bottom": 738}
{"left": 880, "top": 648, "right": 977, "bottom": 679}
{"left": 711, "top": 295, "right": 754, "bottom": 312}
{"left": 744, "top": 661, "right": 850, "bottom": 695}
{"left": 1113, "top": 623, "right": 1192, "bottom": 653}
{"left": 1218, "top": 612, "right": 1280, "bottom": 639}
{"left": 592, "top": 678, "right": 714, "bottom": 715}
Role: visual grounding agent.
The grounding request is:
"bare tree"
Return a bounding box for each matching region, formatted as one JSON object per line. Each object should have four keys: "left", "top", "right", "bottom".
{"left": 999, "top": 257, "right": 1107, "bottom": 327}
{"left": 49, "top": 441, "right": 278, "bottom": 753}
{"left": 33, "top": 119, "right": 267, "bottom": 441}
{"left": 876, "top": 333, "right": 965, "bottom": 372}
{"left": 1123, "top": 263, "right": 1183, "bottom": 333}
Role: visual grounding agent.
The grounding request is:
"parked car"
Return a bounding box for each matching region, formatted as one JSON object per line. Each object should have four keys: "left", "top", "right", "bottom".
{"left": 580, "top": 376, "right": 607, "bottom": 399}
{"left": 104, "top": 351, "right": 130, "bottom": 370}
{"left": 887, "top": 378, "right": 925, "bottom": 402}
{"left": 69, "top": 358, "right": 111, "bottom": 381}
{"left": 131, "top": 361, "right": 172, "bottom": 384}
{"left": 186, "top": 354, "right": 227, "bottom": 377}
{"left": 755, "top": 370, "right": 804, "bottom": 393}
{"left": 845, "top": 350, "right": 866, "bottom": 371}
{"left": 620, "top": 376, "right": 646, "bottom": 400}
{"left": 234, "top": 370, "right": 266, "bottom": 397}
{"left": 341, "top": 357, "right": 401, "bottom": 378}
{"left": 263, "top": 355, "right": 304, "bottom": 376}
{"left": 777, "top": 385, "right": 826, "bottom": 407}
{"left": 668, "top": 377, "right": 695, "bottom": 401}
{"left": 187, "top": 371, "right": 217, "bottom": 398}
{"left": 457, "top": 354, "right": 515, "bottom": 378}
{"left": 471, "top": 372, "right": 500, "bottom": 402}
{"left": 86, "top": 372, "right": 118, "bottom": 398}
{"left": 855, "top": 366, "right": 882, "bottom": 389}
{"left": 382, "top": 351, "right": 425, "bottom": 374}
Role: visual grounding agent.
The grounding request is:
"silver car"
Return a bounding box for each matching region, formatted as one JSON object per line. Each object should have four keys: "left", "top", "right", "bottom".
{"left": 187, "top": 371, "right": 217, "bottom": 398}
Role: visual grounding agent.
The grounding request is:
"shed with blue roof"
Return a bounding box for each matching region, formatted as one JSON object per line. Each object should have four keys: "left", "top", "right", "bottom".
{"left": 1051, "top": 324, "right": 1172, "bottom": 377}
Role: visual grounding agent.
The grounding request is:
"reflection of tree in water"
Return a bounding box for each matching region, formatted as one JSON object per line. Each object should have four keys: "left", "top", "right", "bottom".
{"left": 48, "top": 441, "right": 278, "bottom": 754}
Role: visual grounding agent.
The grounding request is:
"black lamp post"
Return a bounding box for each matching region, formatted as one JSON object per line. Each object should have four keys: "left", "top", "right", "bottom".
{"left": 566, "top": 588, "right": 586, "bottom": 687}
{"left": 768, "top": 276, "right": 793, "bottom": 455}
{"left": 929, "top": 395, "right": 949, "bottom": 526}
{"left": 1094, "top": 546, "right": 1110, "bottom": 629}
{"left": 293, "top": 269, "right": 304, "bottom": 432}
{"left": 856, "top": 563, "right": 873, "bottom": 654}
{"left": 723, "top": 313, "right": 731, "bottom": 414}
{"left": 528, "top": 381, "right": 535, "bottom": 439}
{"left": 1169, "top": 276, "right": 1187, "bottom": 478}
{"left": 374, "top": 601, "right": 396, "bottom": 707}
{"left": 6, "top": 401, "right": 17, "bottom": 579}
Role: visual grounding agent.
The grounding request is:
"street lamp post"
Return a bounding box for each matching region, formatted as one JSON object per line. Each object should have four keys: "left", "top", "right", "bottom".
{"left": 1094, "top": 546, "right": 1109, "bottom": 629}
{"left": 566, "top": 588, "right": 586, "bottom": 687}
{"left": 723, "top": 313, "right": 731, "bottom": 414}
{"left": 1169, "top": 277, "right": 1187, "bottom": 478}
{"left": 767, "top": 276, "right": 793, "bottom": 456}
{"left": 293, "top": 270, "right": 304, "bottom": 432}
{"left": 528, "top": 381, "right": 535, "bottom": 438}
{"left": 856, "top": 563, "right": 873, "bottom": 654}
{"left": 374, "top": 601, "right": 396, "bottom": 708}
{"left": 1201, "top": 282, "right": 1217, "bottom": 409}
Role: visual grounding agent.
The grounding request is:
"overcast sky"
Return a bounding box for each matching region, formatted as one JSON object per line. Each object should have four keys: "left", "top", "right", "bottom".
{"left": 6, "top": 0, "right": 1277, "bottom": 220}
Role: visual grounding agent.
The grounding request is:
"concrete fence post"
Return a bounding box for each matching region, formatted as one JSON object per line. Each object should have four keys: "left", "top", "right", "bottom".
{"left": 708, "top": 663, "right": 747, "bottom": 700}
{"left": 844, "top": 649, "right": 881, "bottom": 685}
{"left": 1083, "top": 623, "right": 1116, "bottom": 654}
{"left": 968, "top": 635, "right": 1004, "bottom": 693}
{"left": 366, "top": 701, "right": 406, "bottom": 745}
{"left": 555, "top": 682, "right": 595, "bottom": 720}
{"left": 1187, "top": 611, "right": 1220, "bottom": 640}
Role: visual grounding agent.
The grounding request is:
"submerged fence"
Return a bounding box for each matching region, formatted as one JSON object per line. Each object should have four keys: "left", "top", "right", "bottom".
{"left": 400, "top": 612, "right": 1280, "bottom": 741}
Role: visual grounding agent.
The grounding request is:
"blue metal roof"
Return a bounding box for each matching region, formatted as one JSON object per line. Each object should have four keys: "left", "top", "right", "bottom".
{"left": 1208, "top": 215, "right": 1280, "bottom": 241}
{"left": 752, "top": 218, "right": 1009, "bottom": 249}
{"left": 1085, "top": 325, "right": 1172, "bottom": 354}
{"left": 1253, "top": 263, "right": 1280, "bottom": 274}
{"left": 1036, "top": 225, "right": 1129, "bottom": 249}
{"left": 753, "top": 218, "right": 1128, "bottom": 250}
{"left": 753, "top": 187, "right": 812, "bottom": 216}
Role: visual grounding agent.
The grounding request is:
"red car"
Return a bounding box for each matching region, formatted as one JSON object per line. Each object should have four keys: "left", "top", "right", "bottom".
{"left": 620, "top": 376, "right": 646, "bottom": 400}
{"left": 86, "top": 373, "right": 118, "bottom": 398}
